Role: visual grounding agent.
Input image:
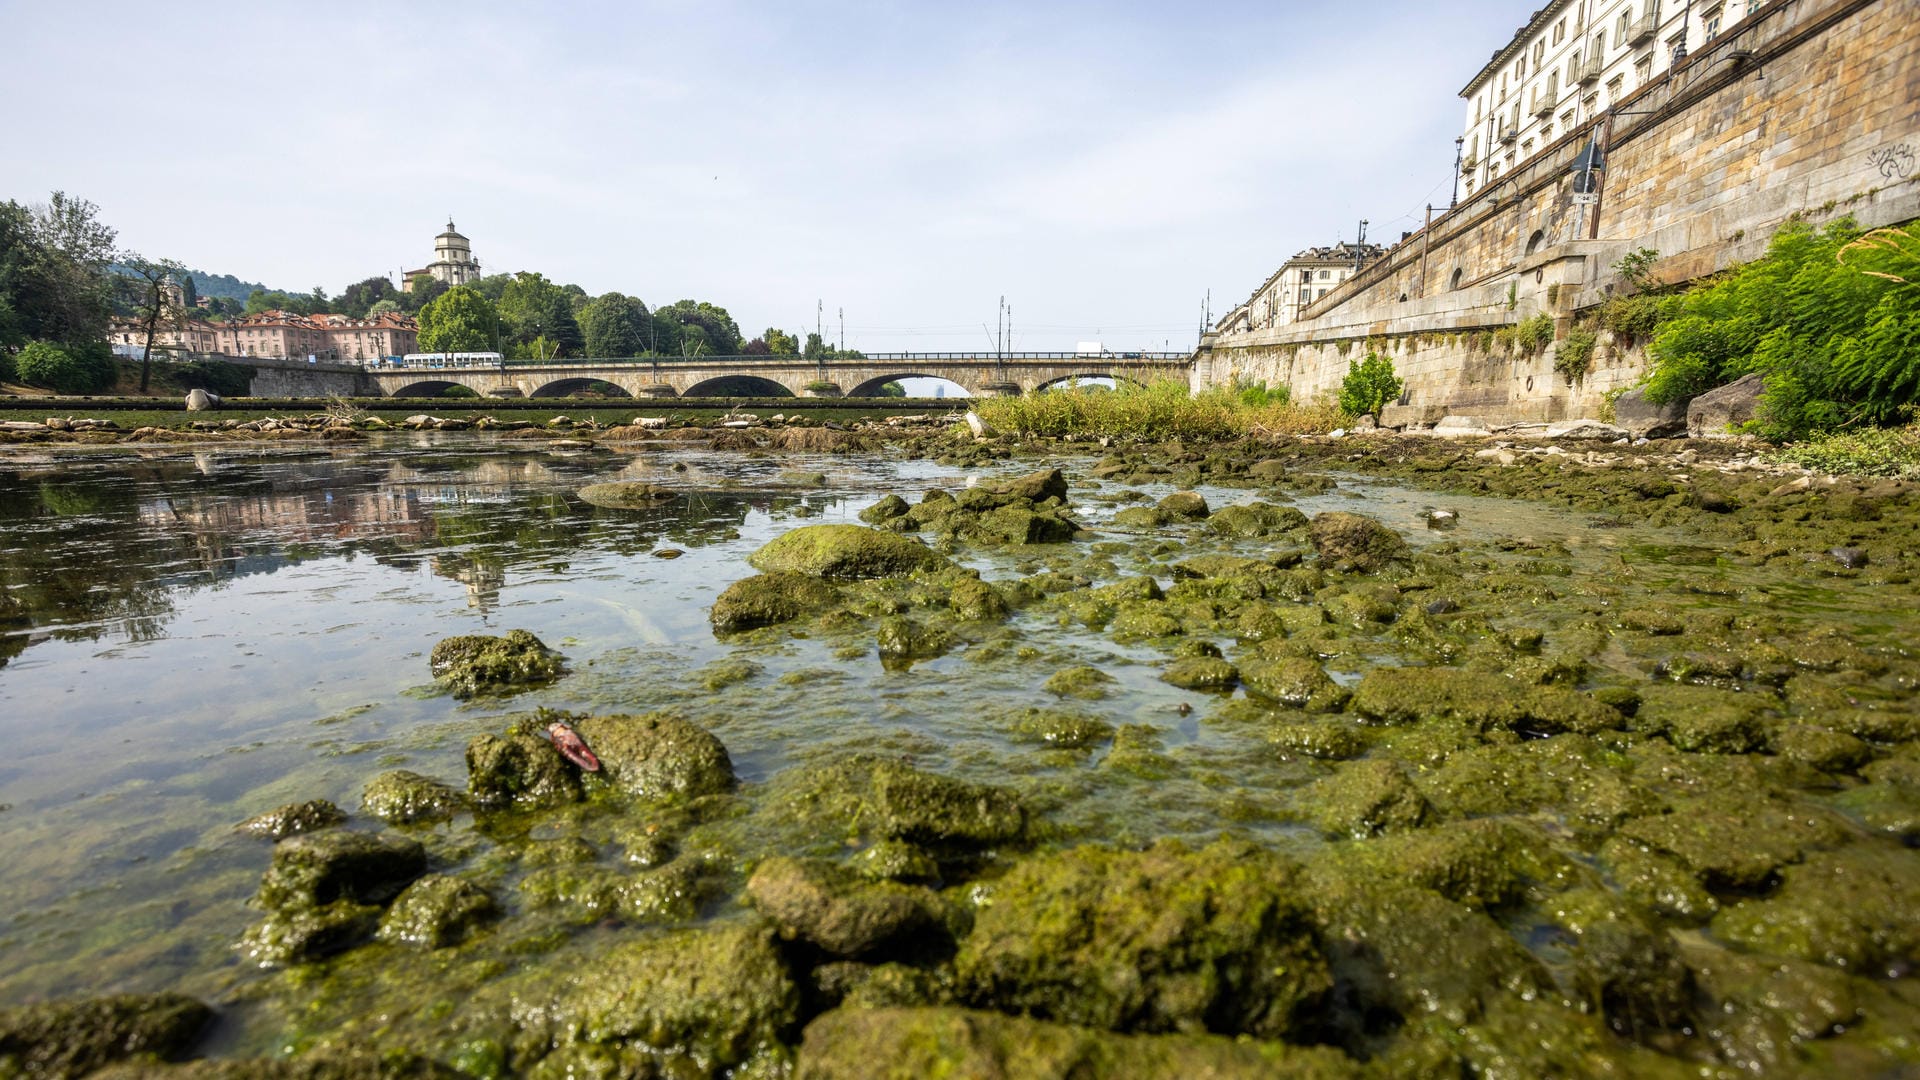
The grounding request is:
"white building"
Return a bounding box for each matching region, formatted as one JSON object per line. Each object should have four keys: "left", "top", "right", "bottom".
{"left": 1460, "top": 0, "right": 1769, "bottom": 200}
{"left": 400, "top": 219, "right": 482, "bottom": 292}
{"left": 1219, "top": 242, "right": 1385, "bottom": 336}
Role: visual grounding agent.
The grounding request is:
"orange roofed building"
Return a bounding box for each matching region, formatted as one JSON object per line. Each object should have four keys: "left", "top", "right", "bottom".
{"left": 109, "top": 310, "right": 419, "bottom": 363}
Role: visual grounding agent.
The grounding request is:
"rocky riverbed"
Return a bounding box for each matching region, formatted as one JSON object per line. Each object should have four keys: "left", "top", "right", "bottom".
{"left": 1, "top": 430, "right": 1916, "bottom": 1078}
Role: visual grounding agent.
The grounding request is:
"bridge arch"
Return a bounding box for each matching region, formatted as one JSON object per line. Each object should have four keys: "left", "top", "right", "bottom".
{"left": 843, "top": 373, "right": 971, "bottom": 398}
{"left": 528, "top": 377, "right": 634, "bottom": 399}
{"left": 390, "top": 380, "right": 469, "bottom": 398}
{"left": 682, "top": 374, "right": 796, "bottom": 398}
{"left": 1032, "top": 372, "right": 1149, "bottom": 394}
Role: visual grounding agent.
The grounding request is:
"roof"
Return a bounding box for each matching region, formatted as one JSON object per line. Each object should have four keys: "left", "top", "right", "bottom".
{"left": 1460, "top": 0, "right": 1575, "bottom": 98}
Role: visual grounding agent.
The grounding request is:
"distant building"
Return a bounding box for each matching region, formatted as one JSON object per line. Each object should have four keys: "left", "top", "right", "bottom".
{"left": 1459, "top": 0, "right": 1769, "bottom": 199}
{"left": 400, "top": 219, "right": 482, "bottom": 292}
{"left": 1218, "top": 242, "right": 1386, "bottom": 335}
{"left": 108, "top": 310, "right": 419, "bottom": 362}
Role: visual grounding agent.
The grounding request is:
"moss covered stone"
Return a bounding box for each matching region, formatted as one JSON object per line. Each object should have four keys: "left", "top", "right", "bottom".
{"left": 1004, "top": 707, "right": 1115, "bottom": 749}
{"left": 859, "top": 493, "right": 910, "bottom": 524}
{"left": 1155, "top": 491, "right": 1210, "bottom": 520}
{"left": 947, "top": 577, "right": 1009, "bottom": 621}
{"left": 1710, "top": 846, "right": 1920, "bottom": 972}
{"left": 1348, "top": 667, "right": 1621, "bottom": 735}
{"left": 1159, "top": 656, "right": 1238, "bottom": 691}
{"left": 1683, "top": 942, "right": 1863, "bottom": 1073}
{"left": 1269, "top": 720, "right": 1367, "bottom": 760}
{"left": 254, "top": 830, "right": 428, "bottom": 912}
{"left": 0, "top": 992, "right": 212, "bottom": 1078}
{"left": 1208, "top": 502, "right": 1308, "bottom": 538}
{"left": 1043, "top": 664, "right": 1116, "bottom": 700}
{"left": 1614, "top": 792, "right": 1852, "bottom": 892}
{"left": 240, "top": 901, "right": 382, "bottom": 966}
{"left": 1239, "top": 657, "right": 1348, "bottom": 712}
{"left": 237, "top": 799, "right": 346, "bottom": 840}
{"left": 1303, "top": 758, "right": 1431, "bottom": 838}
{"left": 1598, "top": 837, "right": 1720, "bottom": 922}
{"left": 1634, "top": 684, "right": 1768, "bottom": 753}
{"left": 796, "top": 1006, "right": 1359, "bottom": 1080}
{"left": 747, "top": 856, "right": 955, "bottom": 958}
{"left": 1308, "top": 512, "right": 1408, "bottom": 573}
{"left": 1335, "top": 819, "right": 1579, "bottom": 913}
{"left": 709, "top": 572, "right": 843, "bottom": 633}
{"left": 956, "top": 838, "right": 1331, "bottom": 1039}
{"left": 377, "top": 874, "right": 498, "bottom": 948}
{"left": 576, "top": 481, "right": 673, "bottom": 509}
{"left": 1110, "top": 506, "right": 1172, "bottom": 530}
{"left": 428, "top": 630, "right": 565, "bottom": 698}
{"left": 465, "top": 726, "right": 583, "bottom": 810}
{"left": 747, "top": 524, "right": 949, "bottom": 579}
{"left": 360, "top": 770, "right": 465, "bottom": 825}
{"left": 875, "top": 616, "right": 954, "bottom": 660}
{"left": 573, "top": 712, "right": 735, "bottom": 800}
{"left": 1537, "top": 887, "right": 1694, "bottom": 1033}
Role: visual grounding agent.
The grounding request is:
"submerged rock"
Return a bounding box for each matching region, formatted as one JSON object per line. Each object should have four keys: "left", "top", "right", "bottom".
{"left": 1308, "top": 512, "right": 1408, "bottom": 573}
{"left": 1207, "top": 501, "right": 1308, "bottom": 538}
{"left": 237, "top": 799, "right": 346, "bottom": 840}
{"left": 254, "top": 830, "right": 428, "bottom": 912}
{"left": 572, "top": 712, "right": 735, "bottom": 800}
{"left": 756, "top": 755, "right": 1029, "bottom": 856}
{"left": 1239, "top": 656, "right": 1348, "bottom": 712}
{"left": 465, "top": 726, "right": 583, "bottom": 809}
{"left": 0, "top": 992, "right": 212, "bottom": 1078}
{"left": 360, "top": 770, "right": 466, "bottom": 825}
{"left": 377, "top": 874, "right": 498, "bottom": 948}
{"left": 240, "top": 901, "right": 382, "bottom": 966}
{"left": 428, "top": 629, "right": 565, "bottom": 698}
{"left": 710, "top": 572, "right": 843, "bottom": 633}
{"left": 577, "top": 481, "right": 674, "bottom": 509}
{"left": 956, "top": 838, "right": 1330, "bottom": 1038}
{"left": 747, "top": 524, "right": 949, "bottom": 579}
{"left": 1303, "top": 758, "right": 1432, "bottom": 838}
{"left": 746, "top": 856, "right": 955, "bottom": 958}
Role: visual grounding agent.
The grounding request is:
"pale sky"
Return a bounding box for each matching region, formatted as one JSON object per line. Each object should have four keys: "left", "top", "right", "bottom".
{"left": 1, "top": 1, "right": 1533, "bottom": 353}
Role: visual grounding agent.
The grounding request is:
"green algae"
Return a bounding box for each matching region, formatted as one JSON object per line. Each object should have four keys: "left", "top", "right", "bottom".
{"left": 427, "top": 630, "right": 566, "bottom": 699}
{"left": 0, "top": 993, "right": 212, "bottom": 1078}
{"left": 747, "top": 523, "right": 949, "bottom": 579}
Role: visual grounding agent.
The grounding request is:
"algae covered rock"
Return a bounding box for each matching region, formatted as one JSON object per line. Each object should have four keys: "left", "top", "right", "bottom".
{"left": 1003, "top": 706, "right": 1115, "bottom": 749}
{"left": 1710, "top": 846, "right": 1920, "bottom": 972}
{"left": 360, "top": 770, "right": 465, "bottom": 825}
{"left": 1239, "top": 656, "right": 1348, "bottom": 712}
{"left": 747, "top": 856, "right": 954, "bottom": 958}
{"left": 1348, "top": 666, "right": 1620, "bottom": 735}
{"left": 0, "top": 992, "right": 212, "bottom": 1078}
{"left": 1043, "top": 664, "right": 1115, "bottom": 700}
{"left": 796, "top": 1006, "right": 1359, "bottom": 1080}
{"left": 1683, "top": 942, "right": 1863, "bottom": 1073}
{"left": 1303, "top": 758, "right": 1432, "bottom": 838}
{"left": 1208, "top": 501, "right": 1307, "bottom": 538}
{"left": 465, "top": 726, "right": 583, "bottom": 810}
{"left": 876, "top": 616, "right": 954, "bottom": 661}
{"left": 1159, "top": 656, "right": 1238, "bottom": 691}
{"left": 987, "top": 467, "right": 1069, "bottom": 504}
{"left": 240, "top": 901, "right": 383, "bottom": 966}
{"left": 756, "top": 755, "right": 1029, "bottom": 856}
{"left": 1155, "top": 490, "right": 1210, "bottom": 520}
{"left": 747, "top": 524, "right": 948, "bottom": 579}
{"left": 1614, "top": 791, "right": 1850, "bottom": 892}
{"left": 710, "top": 572, "right": 843, "bottom": 633}
{"left": 377, "top": 874, "right": 498, "bottom": 948}
{"left": 956, "top": 838, "right": 1330, "bottom": 1039}
{"left": 577, "top": 481, "right": 673, "bottom": 509}
{"left": 572, "top": 712, "right": 735, "bottom": 800}
{"left": 859, "top": 493, "right": 910, "bottom": 524}
{"left": 237, "top": 799, "right": 346, "bottom": 840}
{"left": 429, "top": 629, "right": 565, "bottom": 698}
{"left": 254, "top": 829, "right": 428, "bottom": 911}
{"left": 1308, "top": 511, "right": 1408, "bottom": 572}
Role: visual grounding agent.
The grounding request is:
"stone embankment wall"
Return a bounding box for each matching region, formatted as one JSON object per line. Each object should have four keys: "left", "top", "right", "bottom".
{"left": 245, "top": 358, "right": 373, "bottom": 398}
{"left": 1197, "top": 0, "right": 1920, "bottom": 425}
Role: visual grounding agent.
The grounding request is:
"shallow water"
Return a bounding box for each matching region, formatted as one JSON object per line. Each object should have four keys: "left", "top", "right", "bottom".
{"left": 0, "top": 437, "right": 1912, "bottom": 1059}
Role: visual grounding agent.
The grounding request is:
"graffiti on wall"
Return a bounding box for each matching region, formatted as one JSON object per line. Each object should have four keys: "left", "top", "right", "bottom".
{"left": 1867, "top": 143, "right": 1915, "bottom": 181}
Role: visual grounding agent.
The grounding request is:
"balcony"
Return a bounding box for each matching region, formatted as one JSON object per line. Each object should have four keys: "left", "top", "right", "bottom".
{"left": 1498, "top": 126, "right": 1519, "bottom": 145}
{"left": 1627, "top": 15, "right": 1657, "bottom": 44}
{"left": 1576, "top": 56, "right": 1603, "bottom": 85}
{"left": 1530, "top": 93, "right": 1556, "bottom": 119}
{"left": 1461, "top": 153, "right": 1479, "bottom": 174}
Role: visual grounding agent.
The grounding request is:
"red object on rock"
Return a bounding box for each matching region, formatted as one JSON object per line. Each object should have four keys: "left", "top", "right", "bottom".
{"left": 546, "top": 722, "right": 601, "bottom": 772}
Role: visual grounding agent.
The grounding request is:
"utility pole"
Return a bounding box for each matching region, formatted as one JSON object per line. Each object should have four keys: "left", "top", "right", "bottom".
{"left": 1451, "top": 136, "right": 1464, "bottom": 208}
{"left": 838, "top": 307, "right": 844, "bottom": 352}
{"left": 1355, "top": 219, "right": 1369, "bottom": 271}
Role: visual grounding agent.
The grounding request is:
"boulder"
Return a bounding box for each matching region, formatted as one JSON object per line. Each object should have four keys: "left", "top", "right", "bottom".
{"left": 1543, "top": 418, "right": 1628, "bottom": 440}
{"left": 236, "top": 799, "right": 346, "bottom": 840}
{"left": 0, "top": 993, "right": 212, "bottom": 1077}
{"left": 1687, "top": 371, "right": 1765, "bottom": 437}
{"left": 964, "top": 412, "right": 994, "bottom": 438}
{"left": 746, "top": 856, "right": 951, "bottom": 957}
{"left": 1155, "top": 491, "right": 1210, "bottom": 520}
{"left": 747, "top": 524, "right": 949, "bottom": 579}
{"left": 184, "top": 388, "right": 219, "bottom": 412}
{"left": 955, "top": 838, "right": 1330, "bottom": 1038}
{"left": 428, "top": 629, "right": 565, "bottom": 698}
{"left": 572, "top": 712, "right": 736, "bottom": 800}
{"left": 710, "top": 572, "right": 844, "bottom": 633}
{"left": 253, "top": 829, "right": 428, "bottom": 911}
{"left": 361, "top": 770, "right": 466, "bottom": 824}
{"left": 466, "top": 726, "right": 584, "bottom": 809}
{"left": 1431, "top": 415, "right": 1491, "bottom": 437}
{"left": 1307, "top": 512, "right": 1408, "bottom": 573}
{"left": 1613, "top": 385, "right": 1689, "bottom": 438}
{"left": 377, "top": 874, "right": 498, "bottom": 948}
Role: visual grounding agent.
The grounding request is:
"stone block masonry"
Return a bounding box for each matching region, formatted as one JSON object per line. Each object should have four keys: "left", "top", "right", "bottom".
{"left": 1199, "top": 0, "right": 1920, "bottom": 425}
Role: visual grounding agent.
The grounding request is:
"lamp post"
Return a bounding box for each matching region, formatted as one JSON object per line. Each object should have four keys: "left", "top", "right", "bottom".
{"left": 1451, "top": 136, "right": 1464, "bottom": 208}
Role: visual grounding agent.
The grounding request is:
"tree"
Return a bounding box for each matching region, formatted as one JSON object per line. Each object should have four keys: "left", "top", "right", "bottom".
{"left": 417, "top": 286, "right": 500, "bottom": 354}
{"left": 0, "top": 200, "right": 33, "bottom": 350}
{"left": 338, "top": 276, "right": 398, "bottom": 318}
{"left": 15, "top": 339, "right": 115, "bottom": 393}
{"left": 498, "top": 271, "right": 584, "bottom": 357}
{"left": 877, "top": 381, "right": 906, "bottom": 397}
{"left": 741, "top": 337, "right": 771, "bottom": 355}
{"left": 179, "top": 276, "right": 198, "bottom": 310}
{"left": 367, "top": 298, "right": 400, "bottom": 317}
{"left": 579, "top": 292, "right": 651, "bottom": 358}
{"left": 763, "top": 327, "right": 799, "bottom": 355}
{"left": 401, "top": 275, "right": 448, "bottom": 314}
{"left": 655, "top": 300, "right": 742, "bottom": 356}
{"left": 13, "top": 192, "right": 116, "bottom": 348}
{"left": 119, "top": 254, "right": 189, "bottom": 391}
{"left": 1338, "top": 352, "right": 1403, "bottom": 420}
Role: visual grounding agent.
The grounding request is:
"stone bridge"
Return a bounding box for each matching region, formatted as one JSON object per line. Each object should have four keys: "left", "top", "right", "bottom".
{"left": 364, "top": 352, "right": 1194, "bottom": 399}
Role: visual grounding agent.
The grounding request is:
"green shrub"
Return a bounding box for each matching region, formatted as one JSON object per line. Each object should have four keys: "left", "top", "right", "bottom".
{"left": 1644, "top": 217, "right": 1920, "bottom": 438}
{"left": 0, "top": 349, "right": 14, "bottom": 383}
{"left": 14, "top": 341, "right": 112, "bottom": 393}
{"left": 1597, "top": 293, "right": 1664, "bottom": 341}
{"left": 1337, "top": 352, "right": 1403, "bottom": 420}
{"left": 1770, "top": 421, "right": 1920, "bottom": 476}
{"left": 1554, "top": 326, "right": 1598, "bottom": 384}
{"left": 1234, "top": 379, "right": 1290, "bottom": 407}
{"left": 1516, "top": 314, "right": 1555, "bottom": 354}
{"left": 442, "top": 384, "right": 480, "bottom": 399}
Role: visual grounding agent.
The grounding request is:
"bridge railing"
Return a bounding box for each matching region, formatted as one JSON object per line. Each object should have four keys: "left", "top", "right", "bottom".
{"left": 374, "top": 351, "right": 1193, "bottom": 372}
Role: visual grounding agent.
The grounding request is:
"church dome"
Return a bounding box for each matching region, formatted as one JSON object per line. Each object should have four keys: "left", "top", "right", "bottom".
{"left": 437, "top": 219, "right": 468, "bottom": 243}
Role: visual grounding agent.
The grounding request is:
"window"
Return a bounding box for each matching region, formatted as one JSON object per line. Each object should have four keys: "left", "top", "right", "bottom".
{"left": 1522, "top": 139, "right": 1535, "bottom": 157}
{"left": 1616, "top": 10, "right": 1631, "bottom": 41}
{"left": 1703, "top": 6, "right": 1722, "bottom": 38}
{"left": 1593, "top": 31, "right": 1606, "bottom": 55}
{"left": 1552, "top": 18, "right": 1566, "bottom": 44}
{"left": 1667, "top": 32, "right": 1687, "bottom": 65}
{"left": 1635, "top": 56, "right": 1652, "bottom": 84}
{"left": 1542, "top": 124, "right": 1554, "bottom": 140}
{"left": 1532, "top": 41, "right": 1545, "bottom": 65}
{"left": 1474, "top": 95, "right": 1483, "bottom": 122}
{"left": 1583, "top": 93, "right": 1598, "bottom": 116}
{"left": 1318, "top": 270, "right": 1331, "bottom": 280}
{"left": 1517, "top": 56, "right": 1527, "bottom": 79}
{"left": 1607, "top": 74, "right": 1625, "bottom": 102}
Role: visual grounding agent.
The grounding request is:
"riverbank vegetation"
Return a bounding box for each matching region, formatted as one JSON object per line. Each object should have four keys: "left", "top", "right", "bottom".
{"left": 1642, "top": 217, "right": 1920, "bottom": 440}
{"left": 973, "top": 379, "right": 1348, "bottom": 440}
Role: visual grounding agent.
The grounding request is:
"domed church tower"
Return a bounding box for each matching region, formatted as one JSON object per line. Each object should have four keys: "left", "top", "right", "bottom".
{"left": 401, "top": 218, "right": 483, "bottom": 292}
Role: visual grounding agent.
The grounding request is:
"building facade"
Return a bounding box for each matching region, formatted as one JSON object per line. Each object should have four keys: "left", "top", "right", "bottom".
{"left": 1459, "top": 0, "right": 1768, "bottom": 200}
{"left": 109, "top": 310, "right": 419, "bottom": 362}
{"left": 1218, "top": 242, "right": 1386, "bottom": 336}
{"left": 400, "top": 219, "right": 481, "bottom": 292}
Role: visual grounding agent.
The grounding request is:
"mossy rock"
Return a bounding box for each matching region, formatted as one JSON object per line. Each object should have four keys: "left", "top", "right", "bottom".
{"left": 1308, "top": 512, "right": 1408, "bottom": 573}
{"left": 1004, "top": 707, "right": 1115, "bottom": 749}
{"left": 1269, "top": 720, "right": 1367, "bottom": 760}
{"left": 254, "top": 830, "right": 428, "bottom": 912}
{"left": 1239, "top": 657, "right": 1348, "bottom": 712}
{"left": 988, "top": 467, "right": 1070, "bottom": 504}
{"left": 810, "top": 963, "right": 957, "bottom": 1013}
{"left": 746, "top": 856, "right": 957, "bottom": 958}
{"left": 1302, "top": 758, "right": 1431, "bottom": 838}
{"left": 377, "top": 874, "right": 498, "bottom": 948}
{"left": 465, "top": 726, "right": 582, "bottom": 810}
{"left": 855, "top": 840, "right": 942, "bottom": 884}
{"left": 0, "top": 992, "right": 212, "bottom": 1078}
{"left": 947, "top": 577, "right": 1010, "bottom": 621}
{"left": 1333, "top": 818, "right": 1581, "bottom": 913}
{"left": 1633, "top": 684, "right": 1768, "bottom": 753}
{"left": 1110, "top": 506, "right": 1173, "bottom": 530}
{"left": 1614, "top": 792, "right": 1852, "bottom": 892}
{"left": 577, "top": 481, "right": 673, "bottom": 509}
{"left": 1208, "top": 502, "right": 1308, "bottom": 538}
{"left": 1043, "top": 664, "right": 1116, "bottom": 700}
{"left": 1091, "top": 575, "right": 1163, "bottom": 603}
{"left": 240, "top": 901, "right": 382, "bottom": 966}
{"left": 747, "top": 524, "right": 949, "bottom": 579}
{"left": 1155, "top": 491, "right": 1210, "bottom": 519}
{"left": 1348, "top": 667, "right": 1620, "bottom": 735}
{"left": 1682, "top": 942, "right": 1864, "bottom": 1073}
{"left": 428, "top": 629, "right": 565, "bottom": 698}
{"left": 795, "top": 1006, "right": 1359, "bottom": 1079}
{"left": 1108, "top": 603, "right": 1184, "bottom": 642}
{"left": 1832, "top": 780, "right": 1920, "bottom": 843}
{"left": 859, "top": 494, "right": 910, "bottom": 524}
{"left": 512, "top": 923, "right": 800, "bottom": 1074}
{"left": 876, "top": 616, "right": 954, "bottom": 661}
{"left": 709, "top": 572, "right": 844, "bottom": 633}
{"left": 360, "top": 770, "right": 465, "bottom": 825}
{"left": 1769, "top": 723, "right": 1873, "bottom": 773}
{"left": 752, "top": 755, "right": 1029, "bottom": 857}
{"left": 1710, "top": 846, "right": 1920, "bottom": 971}
{"left": 237, "top": 799, "right": 346, "bottom": 840}
{"left": 956, "top": 838, "right": 1331, "bottom": 1039}
{"left": 1599, "top": 836, "right": 1720, "bottom": 922}
{"left": 518, "top": 859, "right": 724, "bottom": 927}
{"left": 1159, "top": 656, "right": 1238, "bottom": 691}
{"left": 574, "top": 712, "right": 735, "bottom": 801}
{"left": 1395, "top": 997, "right": 1700, "bottom": 1080}
{"left": 974, "top": 505, "right": 1079, "bottom": 544}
